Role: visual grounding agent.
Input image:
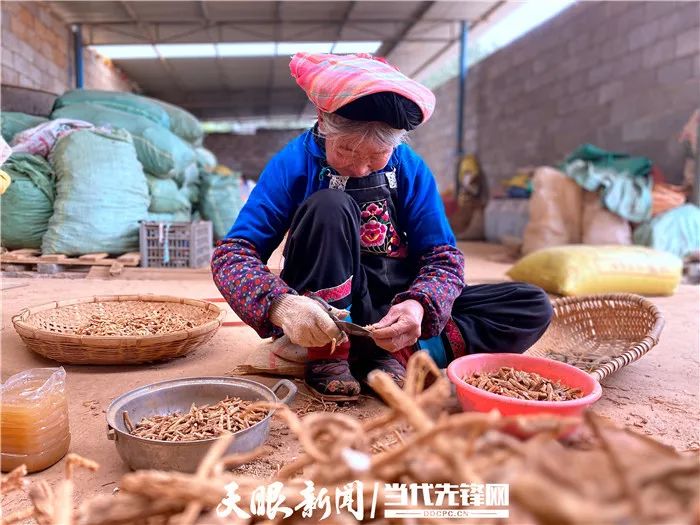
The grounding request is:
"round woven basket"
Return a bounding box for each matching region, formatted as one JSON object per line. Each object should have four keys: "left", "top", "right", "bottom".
{"left": 12, "top": 295, "right": 225, "bottom": 365}
{"left": 527, "top": 293, "right": 665, "bottom": 382}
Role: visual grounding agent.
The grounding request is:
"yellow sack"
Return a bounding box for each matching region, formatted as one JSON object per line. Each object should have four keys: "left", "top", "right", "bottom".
{"left": 0, "top": 170, "right": 11, "bottom": 195}
{"left": 507, "top": 245, "right": 682, "bottom": 296}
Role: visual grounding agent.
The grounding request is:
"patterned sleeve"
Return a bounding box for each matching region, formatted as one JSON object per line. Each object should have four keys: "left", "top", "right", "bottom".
{"left": 393, "top": 244, "right": 465, "bottom": 338}
{"left": 211, "top": 238, "right": 296, "bottom": 338}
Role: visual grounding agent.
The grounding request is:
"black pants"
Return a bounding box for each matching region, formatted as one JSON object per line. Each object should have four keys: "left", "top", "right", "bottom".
{"left": 281, "top": 190, "right": 553, "bottom": 361}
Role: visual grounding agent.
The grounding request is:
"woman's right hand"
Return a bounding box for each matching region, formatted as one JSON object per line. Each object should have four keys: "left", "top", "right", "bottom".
{"left": 269, "top": 294, "right": 348, "bottom": 348}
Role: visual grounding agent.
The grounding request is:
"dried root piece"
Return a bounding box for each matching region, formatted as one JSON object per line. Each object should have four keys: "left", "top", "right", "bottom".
{"left": 29, "top": 480, "right": 55, "bottom": 525}
{"left": 3, "top": 352, "right": 698, "bottom": 525}
{"left": 74, "top": 305, "right": 197, "bottom": 336}
{"left": 545, "top": 351, "right": 613, "bottom": 373}
{"left": 172, "top": 433, "right": 234, "bottom": 525}
{"left": 65, "top": 453, "right": 100, "bottom": 482}
{"left": 128, "top": 397, "right": 268, "bottom": 442}
{"left": 463, "top": 367, "right": 583, "bottom": 401}
{"left": 0, "top": 465, "right": 27, "bottom": 494}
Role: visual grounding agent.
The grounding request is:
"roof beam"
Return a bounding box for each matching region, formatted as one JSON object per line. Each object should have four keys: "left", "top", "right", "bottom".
{"left": 119, "top": 1, "right": 185, "bottom": 92}
{"left": 65, "top": 17, "right": 464, "bottom": 27}
{"left": 378, "top": 1, "right": 435, "bottom": 59}
{"left": 199, "top": 1, "right": 235, "bottom": 94}
{"left": 266, "top": 1, "right": 281, "bottom": 119}
{"left": 163, "top": 87, "right": 301, "bottom": 107}
{"left": 199, "top": 1, "right": 211, "bottom": 24}
{"left": 409, "top": 0, "right": 506, "bottom": 78}
{"left": 332, "top": 1, "right": 356, "bottom": 46}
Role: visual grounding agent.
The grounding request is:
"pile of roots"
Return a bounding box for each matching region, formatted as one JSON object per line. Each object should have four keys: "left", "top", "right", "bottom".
{"left": 2, "top": 352, "right": 698, "bottom": 525}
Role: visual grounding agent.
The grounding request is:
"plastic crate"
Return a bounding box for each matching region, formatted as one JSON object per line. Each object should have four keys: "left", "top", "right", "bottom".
{"left": 139, "top": 221, "right": 213, "bottom": 268}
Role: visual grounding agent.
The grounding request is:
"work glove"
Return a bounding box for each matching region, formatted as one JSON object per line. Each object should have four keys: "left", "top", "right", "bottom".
{"left": 269, "top": 294, "right": 349, "bottom": 348}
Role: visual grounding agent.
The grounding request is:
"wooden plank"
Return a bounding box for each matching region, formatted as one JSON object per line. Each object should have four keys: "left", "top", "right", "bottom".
{"left": 87, "top": 266, "right": 212, "bottom": 280}
{"left": 109, "top": 262, "right": 124, "bottom": 277}
{"left": 79, "top": 253, "right": 109, "bottom": 261}
{"left": 0, "top": 255, "right": 141, "bottom": 267}
{"left": 117, "top": 252, "right": 141, "bottom": 264}
{"left": 3, "top": 249, "right": 40, "bottom": 261}
{"left": 7, "top": 249, "right": 40, "bottom": 255}
{"left": 39, "top": 254, "right": 68, "bottom": 262}
{"left": 1, "top": 263, "right": 31, "bottom": 272}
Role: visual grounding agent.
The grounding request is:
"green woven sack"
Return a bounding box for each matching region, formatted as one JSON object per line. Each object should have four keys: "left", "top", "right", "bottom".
{"left": 195, "top": 147, "right": 217, "bottom": 170}
{"left": 174, "top": 164, "right": 201, "bottom": 204}
{"left": 180, "top": 183, "right": 200, "bottom": 205}
{"left": 0, "top": 153, "right": 56, "bottom": 249}
{"left": 44, "top": 128, "right": 149, "bottom": 255}
{"left": 1, "top": 112, "right": 48, "bottom": 142}
{"left": 199, "top": 172, "right": 244, "bottom": 240}
{"left": 146, "top": 210, "right": 192, "bottom": 223}
{"left": 53, "top": 89, "right": 170, "bottom": 128}
{"left": 146, "top": 174, "right": 191, "bottom": 213}
{"left": 147, "top": 97, "right": 203, "bottom": 144}
{"left": 174, "top": 163, "right": 200, "bottom": 187}
{"left": 52, "top": 103, "right": 195, "bottom": 179}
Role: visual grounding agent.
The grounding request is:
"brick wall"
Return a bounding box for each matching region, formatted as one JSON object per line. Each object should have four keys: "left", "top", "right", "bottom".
{"left": 205, "top": 129, "right": 304, "bottom": 179}
{"left": 83, "top": 47, "right": 137, "bottom": 92}
{"left": 411, "top": 1, "right": 700, "bottom": 191}
{"left": 1, "top": 1, "right": 137, "bottom": 103}
{"left": 410, "top": 70, "right": 479, "bottom": 193}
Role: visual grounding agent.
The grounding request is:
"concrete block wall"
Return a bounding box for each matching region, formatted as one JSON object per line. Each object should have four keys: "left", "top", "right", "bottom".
{"left": 411, "top": 1, "right": 700, "bottom": 191}
{"left": 1, "top": 1, "right": 137, "bottom": 107}
{"left": 83, "top": 47, "right": 137, "bottom": 93}
{"left": 205, "top": 128, "right": 304, "bottom": 179}
{"left": 409, "top": 69, "right": 479, "bottom": 193}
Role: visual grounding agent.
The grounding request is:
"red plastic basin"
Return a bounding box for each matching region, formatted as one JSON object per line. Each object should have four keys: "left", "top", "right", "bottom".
{"left": 446, "top": 353, "right": 602, "bottom": 419}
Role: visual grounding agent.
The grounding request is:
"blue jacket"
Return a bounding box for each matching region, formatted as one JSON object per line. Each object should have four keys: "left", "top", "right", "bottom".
{"left": 228, "top": 128, "right": 456, "bottom": 261}
{"left": 213, "top": 128, "right": 464, "bottom": 340}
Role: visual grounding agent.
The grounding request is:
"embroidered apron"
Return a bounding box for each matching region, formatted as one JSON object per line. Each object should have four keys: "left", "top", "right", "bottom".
{"left": 322, "top": 167, "right": 418, "bottom": 327}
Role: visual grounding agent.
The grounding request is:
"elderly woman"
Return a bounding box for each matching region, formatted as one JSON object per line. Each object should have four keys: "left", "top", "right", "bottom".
{"left": 213, "top": 53, "right": 552, "bottom": 401}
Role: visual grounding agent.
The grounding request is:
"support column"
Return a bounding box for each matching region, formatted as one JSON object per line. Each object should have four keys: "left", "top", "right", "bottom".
{"left": 72, "top": 24, "right": 84, "bottom": 89}
{"left": 455, "top": 20, "right": 469, "bottom": 192}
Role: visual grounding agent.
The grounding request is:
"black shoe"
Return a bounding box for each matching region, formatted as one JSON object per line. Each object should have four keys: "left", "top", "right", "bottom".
{"left": 304, "top": 359, "right": 361, "bottom": 401}
{"left": 350, "top": 351, "right": 406, "bottom": 392}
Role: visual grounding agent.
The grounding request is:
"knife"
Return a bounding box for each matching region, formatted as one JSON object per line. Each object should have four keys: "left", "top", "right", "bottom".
{"left": 309, "top": 295, "right": 374, "bottom": 338}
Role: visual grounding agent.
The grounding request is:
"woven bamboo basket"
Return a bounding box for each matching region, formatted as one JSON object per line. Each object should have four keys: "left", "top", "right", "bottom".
{"left": 527, "top": 294, "right": 665, "bottom": 382}
{"left": 12, "top": 295, "right": 225, "bottom": 365}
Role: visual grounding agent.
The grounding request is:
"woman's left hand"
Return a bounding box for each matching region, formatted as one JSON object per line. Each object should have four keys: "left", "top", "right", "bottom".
{"left": 370, "top": 299, "right": 424, "bottom": 352}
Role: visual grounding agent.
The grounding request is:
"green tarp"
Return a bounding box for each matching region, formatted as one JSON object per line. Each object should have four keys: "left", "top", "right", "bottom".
{"left": 562, "top": 143, "right": 653, "bottom": 223}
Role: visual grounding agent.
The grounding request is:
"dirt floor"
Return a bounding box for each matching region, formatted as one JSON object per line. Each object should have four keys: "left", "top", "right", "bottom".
{"left": 1, "top": 241, "right": 698, "bottom": 516}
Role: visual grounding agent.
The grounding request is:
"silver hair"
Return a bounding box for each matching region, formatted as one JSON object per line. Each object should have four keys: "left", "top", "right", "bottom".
{"left": 316, "top": 111, "right": 408, "bottom": 150}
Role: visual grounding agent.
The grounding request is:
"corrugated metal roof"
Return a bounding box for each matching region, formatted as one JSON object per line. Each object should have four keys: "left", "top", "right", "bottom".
{"left": 48, "top": 1, "right": 505, "bottom": 119}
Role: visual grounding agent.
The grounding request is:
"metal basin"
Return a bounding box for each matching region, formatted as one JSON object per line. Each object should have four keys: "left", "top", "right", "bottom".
{"left": 106, "top": 376, "right": 296, "bottom": 472}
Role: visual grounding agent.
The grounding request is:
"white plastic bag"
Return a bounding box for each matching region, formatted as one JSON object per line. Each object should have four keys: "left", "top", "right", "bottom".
{"left": 522, "top": 167, "right": 583, "bottom": 255}
{"left": 582, "top": 191, "right": 631, "bottom": 245}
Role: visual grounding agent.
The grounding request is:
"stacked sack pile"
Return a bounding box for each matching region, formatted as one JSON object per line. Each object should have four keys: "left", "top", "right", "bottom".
{"left": 509, "top": 141, "right": 699, "bottom": 296}
{"left": 0, "top": 89, "right": 245, "bottom": 255}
